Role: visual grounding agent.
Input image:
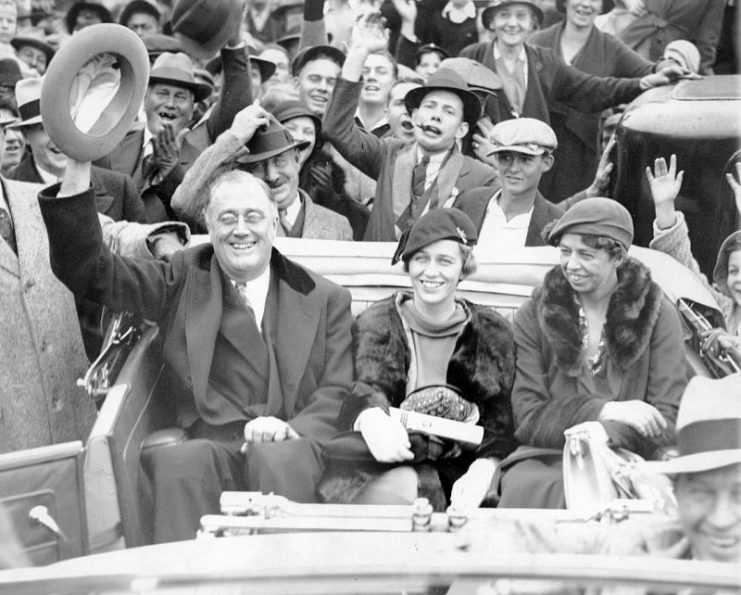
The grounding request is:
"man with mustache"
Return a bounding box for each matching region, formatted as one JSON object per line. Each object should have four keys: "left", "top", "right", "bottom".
{"left": 324, "top": 12, "right": 496, "bottom": 241}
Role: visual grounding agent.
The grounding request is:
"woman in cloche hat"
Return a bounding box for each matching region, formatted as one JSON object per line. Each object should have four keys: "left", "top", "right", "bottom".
{"left": 320, "top": 209, "right": 517, "bottom": 511}
{"left": 498, "top": 197, "right": 687, "bottom": 509}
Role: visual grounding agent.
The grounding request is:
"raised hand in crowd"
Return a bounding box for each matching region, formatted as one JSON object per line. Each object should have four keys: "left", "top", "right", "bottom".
{"left": 584, "top": 135, "right": 617, "bottom": 198}
{"left": 471, "top": 117, "right": 497, "bottom": 170}
{"left": 228, "top": 99, "right": 271, "bottom": 144}
{"left": 152, "top": 122, "right": 189, "bottom": 180}
{"left": 646, "top": 153, "right": 684, "bottom": 229}
{"left": 390, "top": 0, "right": 416, "bottom": 39}
{"left": 342, "top": 11, "right": 390, "bottom": 80}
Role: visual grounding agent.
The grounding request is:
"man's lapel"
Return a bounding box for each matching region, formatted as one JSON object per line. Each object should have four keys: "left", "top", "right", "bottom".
{"left": 0, "top": 180, "right": 21, "bottom": 276}
{"left": 5, "top": 179, "right": 43, "bottom": 279}
{"left": 434, "top": 148, "right": 465, "bottom": 207}
{"left": 185, "top": 256, "right": 223, "bottom": 404}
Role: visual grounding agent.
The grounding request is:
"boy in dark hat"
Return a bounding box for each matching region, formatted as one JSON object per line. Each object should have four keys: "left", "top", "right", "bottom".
{"left": 119, "top": 0, "right": 161, "bottom": 38}
{"left": 324, "top": 11, "right": 495, "bottom": 241}
{"left": 65, "top": 1, "right": 113, "bottom": 34}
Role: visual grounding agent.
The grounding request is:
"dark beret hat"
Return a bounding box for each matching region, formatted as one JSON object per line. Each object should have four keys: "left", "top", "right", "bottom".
{"left": 392, "top": 208, "right": 478, "bottom": 265}
{"left": 546, "top": 197, "right": 634, "bottom": 251}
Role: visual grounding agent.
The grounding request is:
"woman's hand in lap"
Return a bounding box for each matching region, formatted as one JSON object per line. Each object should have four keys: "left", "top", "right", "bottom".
{"left": 598, "top": 401, "right": 668, "bottom": 439}
{"left": 356, "top": 408, "right": 414, "bottom": 463}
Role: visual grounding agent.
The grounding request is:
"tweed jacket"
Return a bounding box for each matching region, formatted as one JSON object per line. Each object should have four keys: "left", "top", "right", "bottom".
{"left": 170, "top": 131, "right": 353, "bottom": 239}
{"left": 39, "top": 185, "right": 353, "bottom": 445}
{"left": 528, "top": 23, "right": 653, "bottom": 200}
{"left": 0, "top": 178, "right": 96, "bottom": 453}
{"left": 512, "top": 258, "right": 686, "bottom": 458}
{"left": 10, "top": 155, "right": 147, "bottom": 223}
{"left": 323, "top": 78, "right": 498, "bottom": 241}
{"left": 320, "top": 293, "right": 517, "bottom": 507}
{"left": 452, "top": 189, "right": 563, "bottom": 247}
{"left": 94, "top": 45, "right": 252, "bottom": 222}
{"left": 458, "top": 41, "right": 644, "bottom": 125}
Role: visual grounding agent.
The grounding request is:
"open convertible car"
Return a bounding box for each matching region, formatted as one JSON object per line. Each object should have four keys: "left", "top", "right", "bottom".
{"left": 0, "top": 240, "right": 736, "bottom": 589}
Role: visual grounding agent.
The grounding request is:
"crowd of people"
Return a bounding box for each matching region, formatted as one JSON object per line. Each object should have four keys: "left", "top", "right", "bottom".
{"left": 0, "top": 0, "right": 739, "bottom": 568}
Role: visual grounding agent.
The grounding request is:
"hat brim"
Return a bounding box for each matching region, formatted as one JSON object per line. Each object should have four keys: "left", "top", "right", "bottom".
{"left": 641, "top": 450, "right": 741, "bottom": 475}
{"left": 291, "top": 45, "right": 345, "bottom": 77}
{"left": 482, "top": 2, "right": 544, "bottom": 30}
{"left": 10, "top": 37, "right": 55, "bottom": 62}
{"left": 41, "top": 24, "right": 149, "bottom": 162}
{"left": 236, "top": 139, "right": 310, "bottom": 164}
{"left": 250, "top": 56, "right": 277, "bottom": 82}
{"left": 404, "top": 85, "right": 481, "bottom": 128}
{"left": 148, "top": 74, "right": 212, "bottom": 102}
{"left": 490, "top": 143, "right": 549, "bottom": 156}
{"left": 6, "top": 114, "right": 43, "bottom": 129}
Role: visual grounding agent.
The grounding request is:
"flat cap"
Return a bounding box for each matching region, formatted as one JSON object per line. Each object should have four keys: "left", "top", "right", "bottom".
{"left": 392, "top": 208, "right": 478, "bottom": 265}
{"left": 490, "top": 117, "right": 557, "bottom": 155}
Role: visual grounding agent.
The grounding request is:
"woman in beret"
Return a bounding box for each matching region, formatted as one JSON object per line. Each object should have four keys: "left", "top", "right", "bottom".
{"left": 499, "top": 198, "right": 687, "bottom": 509}
{"left": 320, "top": 209, "right": 517, "bottom": 510}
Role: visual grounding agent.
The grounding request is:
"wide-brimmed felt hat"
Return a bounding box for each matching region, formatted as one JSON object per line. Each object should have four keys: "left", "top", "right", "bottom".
{"left": 490, "top": 117, "right": 557, "bottom": 155}
{"left": 7, "top": 77, "right": 44, "bottom": 128}
{"left": 643, "top": 374, "right": 741, "bottom": 475}
{"left": 38, "top": 24, "right": 150, "bottom": 162}
{"left": 238, "top": 115, "right": 310, "bottom": 164}
{"left": 0, "top": 58, "right": 22, "bottom": 88}
{"left": 65, "top": 1, "right": 113, "bottom": 34}
{"left": 0, "top": 110, "right": 18, "bottom": 127}
{"left": 290, "top": 45, "right": 345, "bottom": 77}
{"left": 440, "top": 57, "right": 502, "bottom": 95}
{"left": 119, "top": 0, "right": 160, "bottom": 26}
{"left": 404, "top": 67, "right": 481, "bottom": 128}
{"left": 269, "top": 99, "right": 321, "bottom": 131}
{"left": 392, "top": 208, "right": 478, "bottom": 265}
{"left": 481, "top": 0, "right": 544, "bottom": 30}
{"left": 11, "top": 30, "right": 56, "bottom": 65}
{"left": 149, "top": 51, "right": 212, "bottom": 101}
{"left": 205, "top": 52, "right": 276, "bottom": 82}
{"left": 712, "top": 230, "right": 741, "bottom": 297}
{"left": 171, "top": 0, "right": 242, "bottom": 60}
{"left": 276, "top": 25, "right": 300, "bottom": 52}
{"left": 545, "top": 197, "right": 633, "bottom": 251}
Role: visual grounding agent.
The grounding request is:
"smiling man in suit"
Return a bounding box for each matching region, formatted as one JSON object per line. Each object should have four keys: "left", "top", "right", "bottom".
{"left": 39, "top": 154, "right": 354, "bottom": 542}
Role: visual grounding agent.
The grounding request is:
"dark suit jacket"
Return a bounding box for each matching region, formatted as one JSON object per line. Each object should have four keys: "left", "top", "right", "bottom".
{"left": 528, "top": 22, "right": 652, "bottom": 200}
{"left": 39, "top": 185, "right": 353, "bottom": 445}
{"left": 10, "top": 156, "right": 146, "bottom": 223}
{"left": 453, "top": 189, "right": 564, "bottom": 247}
{"left": 324, "top": 78, "right": 497, "bottom": 241}
{"left": 458, "top": 41, "right": 644, "bottom": 125}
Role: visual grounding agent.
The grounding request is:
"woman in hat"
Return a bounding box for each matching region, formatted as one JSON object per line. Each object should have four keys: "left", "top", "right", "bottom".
{"left": 527, "top": 0, "right": 653, "bottom": 201}
{"left": 649, "top": 155, "right": 741, "bottom": 356}
{"left": 499, "top": 197, "right": 687, "bottom": 509}
{"left": 320, "top": 209, "right": 517, "bottom": 510}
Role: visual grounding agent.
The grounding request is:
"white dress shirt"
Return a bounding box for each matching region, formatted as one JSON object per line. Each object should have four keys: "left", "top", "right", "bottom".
{"left": 474, "top": 190, "right": 533, "bottom": 256}
{"left": 231, "top": 265, "right": 271, "bottom": 332}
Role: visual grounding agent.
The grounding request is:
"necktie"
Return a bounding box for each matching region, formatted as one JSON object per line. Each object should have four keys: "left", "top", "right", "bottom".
{"left": 411, "top": 155, "right": 430, "bottom": 199}
{"left": 0, "top": 206, "right": 17, "bottom": 255}
{"left": 278, "top": 208, "right": 292, "bottom": 236}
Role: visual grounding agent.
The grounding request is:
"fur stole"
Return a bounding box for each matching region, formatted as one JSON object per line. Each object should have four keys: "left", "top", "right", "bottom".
{"left": 536, "top": 257, "right": 663, "bottom": 376}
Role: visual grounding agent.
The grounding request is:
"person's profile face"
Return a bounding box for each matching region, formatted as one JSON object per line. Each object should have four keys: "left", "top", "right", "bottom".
{"left": 204, "top": 175, "right": 278, "bottom": 283}
{"left": 412, "top": 89, "right": 468, "bottom": 154}
{"left": 144, "top": 83, "right": 195, "bottom": 135}
{"left": 674, "top": 465, "right": 741, "bottom": 563}
{"left": 294, "top": 58, "right": 340, "bottom": 117}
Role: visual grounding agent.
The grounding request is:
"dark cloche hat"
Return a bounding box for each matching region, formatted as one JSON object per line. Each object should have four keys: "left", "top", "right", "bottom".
{"left": 545, "top": 197, "right": 634, "bottom": 251}
{"left": 290, "top": 45, "right": 345, "bottom": 77}
{"left": 404, "top": 68, "right": 481, "bottom": 128}
{"left": 119, "top": 0, "right": 161, "bottom": 26}
{"left": 65, "top": 1, "right": 113, "bottom": 33}
{"left": 392, "top": 208, "right": 478, "bottom": 265}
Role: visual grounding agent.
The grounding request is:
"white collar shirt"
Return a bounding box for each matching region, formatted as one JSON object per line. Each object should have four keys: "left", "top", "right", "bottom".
{"left": 230, "top": 265, "right": 271, "bottom": 332}
{"left": 143, "top": 126, "right": 154, "bottom": 158}
{"left": 474, "top": 190, "right": 533, "bottom": 257}
{"left": 282, "top": 193, "right": 302, "bottom": 226}
{"left": 416, "top": 147, "right": 448, "bottom": 192}
{"left": 442, "top": 1, "right": 476, "bottom": 22}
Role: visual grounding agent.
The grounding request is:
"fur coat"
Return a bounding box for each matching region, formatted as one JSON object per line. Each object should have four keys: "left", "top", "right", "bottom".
{"left": 321, "top": 293, "right": 517, "bottom": 508}
{"left": 512, "top": 258, "right": 687, "bottom": 458}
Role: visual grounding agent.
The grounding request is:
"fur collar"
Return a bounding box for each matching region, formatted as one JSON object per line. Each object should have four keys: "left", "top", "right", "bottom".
{"left": 536, "top": 258, "right": 663, "bottom": 375}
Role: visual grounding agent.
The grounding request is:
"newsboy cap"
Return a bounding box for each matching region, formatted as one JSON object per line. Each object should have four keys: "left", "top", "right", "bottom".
{"left": 392, "top": 208, "right": 478, "bottom": 265}
{"left": 545, "top": 197, "right": 634, "bottom": 251}
{"left": 489, "top": 118, "right": 557, "bottom": 155}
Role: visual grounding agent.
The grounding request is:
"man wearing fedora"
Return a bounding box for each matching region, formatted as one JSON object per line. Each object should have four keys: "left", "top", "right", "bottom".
{"left": 8, "top": 77, "right": 147, "bottom": 223}
{"left": 38, "top": 147, "right": 354, "bottom": 542}
{"left": 94, "top": 37, "right": 253, "bottom": 222}
{"left": 10, "top": 29, "right": 54, "bottom": 77}
{"left": 172, "top": 103, "right": 353, "bottom": 240}
{"left": 324, "top": 12, "right": 496, "bottom": 241}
